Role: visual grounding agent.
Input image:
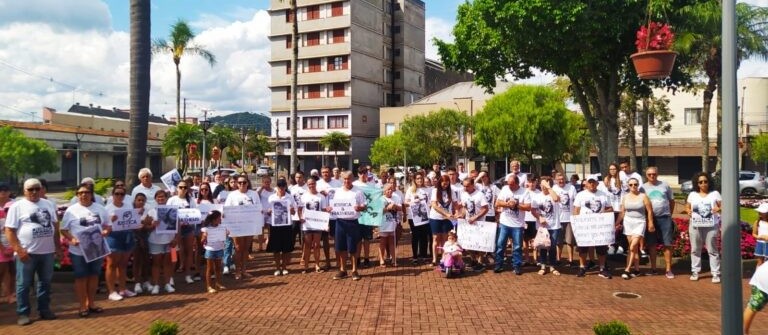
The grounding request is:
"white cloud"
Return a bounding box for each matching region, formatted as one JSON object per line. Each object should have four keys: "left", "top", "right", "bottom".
{"left": 0, "top": 0, "right": 111, "bottom": 32}
{"left": 424, "top": 16, "right": 453, "bottom": 61}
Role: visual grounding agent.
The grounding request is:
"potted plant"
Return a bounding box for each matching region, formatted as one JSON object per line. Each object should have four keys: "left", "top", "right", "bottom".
{"left": 630, "top": 21, "right": 677, "bottom": 79}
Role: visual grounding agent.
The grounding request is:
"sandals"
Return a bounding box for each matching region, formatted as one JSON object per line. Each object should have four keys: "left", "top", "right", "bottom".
{"left": 315, "top": 266, "right": 325, "bottom": 273}
{"left": 551, "top": 269, "right": 561, "bottom": 276}
{"left": 538, "top": 268, "right": 546, "bottom": 275}
{"left": 88, "top": 307, "right": 104, "bottom": 314}
{"left": 79, "top": 310, "right": 89, "bottom": 318}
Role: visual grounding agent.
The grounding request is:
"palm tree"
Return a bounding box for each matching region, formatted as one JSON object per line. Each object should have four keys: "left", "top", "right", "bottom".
{"left": 162, "top": 123, "right": 203, "bottom": 175}
{"left": 153, "top": 19, "right": 216, "bottom": 124}
{"left": 319, "top": 131, "right": 350, "bottom": 168}
{"left": 676, "top": 1, "right": 768, "bottom": 172}
{"left": 126, "top": 0, "right": 151, "bottom": 188}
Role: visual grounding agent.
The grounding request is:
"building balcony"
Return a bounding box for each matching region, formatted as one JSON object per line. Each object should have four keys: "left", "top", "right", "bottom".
{"left": 271, "top": 69, "right": 351, "bottom": 87}
{"left": 271, "top": 15, "right": 351, "bottom": 36}
{"left": 271, "top": 42, "right": 350, "bottom": 62}
{"left": 271, "top": 96, "right": 352, "bottom": 112}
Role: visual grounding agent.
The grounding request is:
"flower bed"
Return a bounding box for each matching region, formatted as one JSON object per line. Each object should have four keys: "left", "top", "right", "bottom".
{"left": 665, "top": 217, "right": 755, "bottom": 259}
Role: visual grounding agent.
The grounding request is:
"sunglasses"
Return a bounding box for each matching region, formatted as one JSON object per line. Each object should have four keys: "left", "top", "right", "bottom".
{"left": 115, "top": 184, "right": 125, "bottom": 187}
{"left": 114, "top": 192, "right": 126, "bottom": 196}
{"left": 77, "top": 191, "right": 93, "bottom": 195}
{"left": 237, "top": 181, "right": 248, "bottom": 185}
{"left": 628, "top": 183, "right": 638, "bottom": 187}
{"left": 698, "top": 180, "right": 709, "bottom": 184}
{"left": 177, "top": 186, "right": 187, "bottom": 189}
{"left": 26, "top": 187, "right": 41, "bottom": 192}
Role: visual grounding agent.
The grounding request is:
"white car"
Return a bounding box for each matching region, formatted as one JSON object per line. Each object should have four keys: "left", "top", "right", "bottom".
{"left": 256, "top": 166, "right": 274, "bottom": 177}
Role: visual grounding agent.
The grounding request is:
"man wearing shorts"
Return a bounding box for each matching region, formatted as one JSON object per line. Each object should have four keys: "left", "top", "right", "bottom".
{"left": 553, "top": 173, "right": 577, "bottom": 267}
{"left": 573, "top": 177, "right": 613, "bottom": 279}
{"left": 640, "top": 166, "right": 675, "bottom": 278}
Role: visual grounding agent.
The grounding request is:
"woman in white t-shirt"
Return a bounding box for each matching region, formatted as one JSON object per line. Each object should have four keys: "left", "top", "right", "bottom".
{"left": 266, "top": 178, "right": 297, "bottom": 276}
{"left": 429, "top": 175, "right": 458, "bottom": 266}
{"left": 147, "top": 190, "right": 178, "bottom": 295}
{"left": 404, "top": 172, "right": 431, "bottom": 264}
{"left": 685, "top": 172, "right": 722, "bottom": 283}
{"left": 168, "top": 181, "right": 197, "bottom": 285}
{"left": 379, "top": 184, "right": 402, "bottom": 267}
{"left": 298, "top": 179, "right": 329, "bottom": 273}
{"left": 104, "top": 187, "right": 140, "bottom": 301}
{"left": 224, "top": 175, "right": 262, "bottom": 280}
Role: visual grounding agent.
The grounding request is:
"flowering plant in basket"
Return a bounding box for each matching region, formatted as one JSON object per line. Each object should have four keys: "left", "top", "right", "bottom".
{"left": 635, "top": 21, "right": 675, "bottom": 51}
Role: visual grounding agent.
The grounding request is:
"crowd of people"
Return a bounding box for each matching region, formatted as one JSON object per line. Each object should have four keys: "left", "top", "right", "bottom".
{"left": 0, "top": 160, "right": 735, "bottom": 327}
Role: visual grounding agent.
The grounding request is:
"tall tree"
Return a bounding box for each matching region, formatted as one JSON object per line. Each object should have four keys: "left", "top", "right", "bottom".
{"left": 750, "top": 133, "right": 768, "bottom": 165}
{"left": 0, "top": 126, "right": 59, "bottom": 185}
{"left": 127, "top": 0, "right": 151, "bottom": 188}
{"left": 289, "top": 0, "right": 299, "bottom": 174}
{"left": 675, "top": 1, "right": 768, "bottom": 172}
{"left": 319, "top": 131, "right": 350, "bottom": 168}
{"left": 152, "top": 19, "right": 216, "bottom": 124}
{"left": 370, "top": 132, "right": 409, "bottom": 167}
{"left": 398, "top": 108, "right": 471, "bottom": 167}
{"left": 162, "top": 123, "right": 203, "bottom": 175}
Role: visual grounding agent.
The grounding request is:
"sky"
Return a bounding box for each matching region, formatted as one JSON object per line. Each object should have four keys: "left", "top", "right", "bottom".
{"left": 0, "top": 0, "right": 766, "bottom": 122}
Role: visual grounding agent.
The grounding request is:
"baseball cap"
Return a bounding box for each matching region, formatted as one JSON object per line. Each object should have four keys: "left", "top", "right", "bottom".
{"left": 0, "top": 183, "right": 9, "bottom": 192}
{"left": 757, "top": 203, "right": 768, "bottom": 214}
{"left": 586, "top": 175, "right": 599, "bottom": 183}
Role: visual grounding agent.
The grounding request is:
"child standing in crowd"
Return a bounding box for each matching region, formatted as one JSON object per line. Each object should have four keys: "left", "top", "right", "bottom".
{"left": 745, "top": 262, "right": 768, "bottom": 334}
{"left": 753, "top": 204, "right": 768, "bottom": 266}
{"left": 441, "top": 231, "right": 463, "bottom": 276}
{"left": 201, "top": 210, "right": 228, "bottom": 293}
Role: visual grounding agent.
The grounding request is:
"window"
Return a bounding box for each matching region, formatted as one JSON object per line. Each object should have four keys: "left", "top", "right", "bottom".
{"left": 393, "top": 25, "right": 401, "bottom": 34}
{"left": 287, "top": 117, "right": 291, "bottom": 130}
{"left": 306, "top": 84, "right": 321, "bottom": 99}
{"left": 306, "top": 5, "right": 320, "bottom": 20}
{"left": 303, "top": 116, "right": 324, "bottom": 129}
{"left": 394, "top": 71, "right": 401, "bottom": 80}
{"left": 328, "top": 115, "right": 348, "bottom": 129}
{"left": 394, "top": 48, "right": 401, "bottom": 57}
{"left": 684, "top": 108, "right": 702, "bottom": 125}
{"left": 285, "top": 87, "right": 292, "bottom": 100}
{"left": 285, "top": 61, "right": 291, "bottom": 74}
{"left": 386, "top": 93, "right": 401, "bottom": 106}
{"left": 306, "top": 32, "right": 320, "bottom": 46}
{"left": 327, "top": 55, "right": 348, "bottom": 70}
{"left": 285, "top": 35, "right": 292, "bottom": 49}
{"left": 332, "top": 29, "right": 345, "bottom": 43}
{"left": 331, "top": 2, "right": 343, "bottom": 16}
{"left": 384, "top": 123, "right": 395, "bottom": 136}
{"left": 332, "top": 83, "right": 345, "bottom": 97}
{"left": 285, "top": 9, "right": 294, "bottom": 23}
{"left": 633, "top": 111, "right": 656, "bottom": 126}
{"left": 306, "top": 58, "right": 322, "bottom": 73}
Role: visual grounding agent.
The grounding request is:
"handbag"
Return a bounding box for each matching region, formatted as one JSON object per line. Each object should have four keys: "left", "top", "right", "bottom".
{"left": 533, "top": 227, "right": 551, "bottom": 249}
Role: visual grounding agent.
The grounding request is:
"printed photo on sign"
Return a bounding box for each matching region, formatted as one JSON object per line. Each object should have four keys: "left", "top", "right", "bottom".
{"left": 160, "top": 169, "right": 182, "bottom": 193}
{"left": 178, "top": 208, "right": 202, "bottom": 226}
{"left": 570, "top": 212, "right": 616, "bottom": 247}
{"left": 111, "top": 208, "right": 141, "bottom": 231}
{"left": 303, "top": 209, "right": 330, "bottom": 231}
{"left": 156, "top": 206, "right": 178, "bottom": 234}
{"left": 410, "top": 201, "right": 429, "bottom": 226}
{"left": 271, "top": 201, "right": 291, "bottom": 226}
{"left": 222, "top": 205, "right": 264, "bottom": 237}
{"left": 76, "top": 225, "right": 111, "bottom": 263}
{"left": 456, "top": 219, "right": 496, "bottom": 253}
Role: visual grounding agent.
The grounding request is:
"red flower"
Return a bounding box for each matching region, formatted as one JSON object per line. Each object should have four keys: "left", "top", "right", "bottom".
{"left": 635, "top": 22, "right": 675, "bottom": 52}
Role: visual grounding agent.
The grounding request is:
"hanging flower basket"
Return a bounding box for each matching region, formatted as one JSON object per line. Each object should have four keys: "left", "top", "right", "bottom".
{"left": 631, "top": 50, "right": 677, "bottom": 79}
{"left": 631, "top": 21, "right": 676, "bottom": 79}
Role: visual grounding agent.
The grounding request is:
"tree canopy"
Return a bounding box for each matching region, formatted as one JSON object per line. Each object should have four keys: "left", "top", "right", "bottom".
{"left": 0, "top": 126, "right": 59, "bottom": 183}
{"left": 398, "top": 108, "right": 470, "bottom": 167}
{"left": 162, "top": 123, "right": 202, "bottom": 174}
{"left": 370, "top": 132, "right": 407, "bottom": 167}
{"left": 750, "top": 134, "right": 768, "bottom": 164}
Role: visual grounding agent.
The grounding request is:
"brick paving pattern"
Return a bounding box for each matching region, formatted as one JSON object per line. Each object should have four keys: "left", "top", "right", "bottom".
{"left": 0, "top": 238, "right": 764, "bottom": 335}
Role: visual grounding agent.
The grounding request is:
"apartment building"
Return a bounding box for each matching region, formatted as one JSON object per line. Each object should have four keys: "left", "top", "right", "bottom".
{"left": 268, "top": 0, "right": 426, "bottom": 172}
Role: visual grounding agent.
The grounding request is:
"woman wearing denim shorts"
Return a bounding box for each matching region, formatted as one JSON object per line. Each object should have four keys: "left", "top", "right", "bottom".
{"left": 147, "top": 190, "right": 178, "bottom": 295}
{"left": 429, "top": 175, "right": 457, "bottom": 266}
{"left": 61, "top": 184, "right": 110, "bottom": 317}
{"left": 168, "top": 181, "right": 197, "bottom": 285}
{"left": 105, "top": 188, "right": 138, "bottom": 301}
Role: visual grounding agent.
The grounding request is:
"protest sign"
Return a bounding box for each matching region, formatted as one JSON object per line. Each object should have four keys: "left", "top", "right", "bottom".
{"left": 570, "top": 212, "right": 616, "bottom": 247}
{"left": 160, "top": 169, "right": 182, "bottom": 193}
{"left": 111, "top": 208, "right": 141, "bottom": 231}
{"left": 330, "top": 198, "right": 356, "bottom": 218}
{"left": 409, "top": 201, "right": 429, "bottom": 226}
{"left": 205, "top": 227, "right": 227, "bottom": 250}
{"left": 359, "top": 185, "right": 384, "bottom": 227}
{"left": 76, "top": 225, "right": 111, "bottom": 263}
{"left": 197, "top": 203, "right": 223, "bottom": 221}
{"left": 223, "top": 205, "right": 264, "bottom": 236}
{"left": 177, "top": 208, "right": 202, "bottom": 226}
{"left": 456, "top": 219, "right": 496, "bottom": 253}
{"left": 156, "top": 205, "right": 178, "bottom": 234}
{"left": 303, "top": 209, "right": 330, "bottom": 231}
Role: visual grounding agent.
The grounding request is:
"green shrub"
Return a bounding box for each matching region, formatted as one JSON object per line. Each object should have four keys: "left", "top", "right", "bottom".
{"left": 593, "top": 320, "right": 631, "bottom": 335}
{"left": 149, "top": 320, "right": 179, "bottom": 335}
{"left": 62, "top": 178, "right": 112, "bottom": 201}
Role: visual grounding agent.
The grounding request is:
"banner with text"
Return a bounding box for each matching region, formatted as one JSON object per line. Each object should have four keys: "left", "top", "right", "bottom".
{"left": 456, "top": 219, "right": 496, "bottom": 253}
{"left": 111, "top": 208, "right": 142, "bottom": 231}
{"left": 223, "top": 205, "right": 264, "bottom": 237}
{"left": 303, "top": 209, "right": 330, "bottom": 231}
{"left": 359, "top": 185, "right": 384, "bottom": 227}
{"left": 177, "top": 208, "right": 202, "bottom": 226}
{"left": 570, "top": 212, "right": 616, "bottom": 247}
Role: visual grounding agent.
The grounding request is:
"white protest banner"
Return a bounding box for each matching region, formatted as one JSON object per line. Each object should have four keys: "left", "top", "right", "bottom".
{"left": 330, "top": 198, "right": 356, "bottom": 218}
{"left": 223, "top": 205, "right": 264, "bottom": 237}
{"left": 160, "top": 169, "right": 182, "bottom": 193}
{"left": 570, "top": 212, "right": 616, "bottom": 247}
{"left": 155, "top": 206, "right": 178, "bottom": 234}
{"left": 177, "top": 208, "right": 202, "bottom": 226}
{"left": 111, "top": 208, "right": 142, "bottom": 231}
{"left": 205, "top": 227, "right": 227, "bottom": 250}
{"left": 197, "top": 203, "right": 223, "bottom": 221}
{"left": 409, "top": 201, "right": 429, "bottom": 226}
{"left": 456, "top": 219, "right": 496, "bottom": 253}
{"left": 303, "top": 209, "right": 330, "bottom": 231}
{"left": 76, "top": 225, "right": 111, "bottom": 263}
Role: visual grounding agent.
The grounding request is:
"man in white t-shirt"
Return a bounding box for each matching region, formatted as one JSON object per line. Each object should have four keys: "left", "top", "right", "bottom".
{"left": 552, "top": 172, "right": 577, "bottom": 267}
{"left": 457, "top": 162, "right": 468, "bottom": 181}
{"left": 4, "top": 178, "right": 60, "bottom": 325}
{"left": 573, "top": 177, "right": 614, "bottom": 279}
{"left": 504, "top": 160, "right": 528, "bottom": 187}
{"left": 494, "top": 174, "right": 531, "bottom": 275}
{"left": 132, "top": 168, "right": 162, "bottom": 207}
{"left": 317, "top": 167, "right": 341, "bottom": 269}
{"left": 459, "top": 177, "right": 489, "bottom": 272}
{"left": 289, "top": 171, "right": 308, "bottom": 251}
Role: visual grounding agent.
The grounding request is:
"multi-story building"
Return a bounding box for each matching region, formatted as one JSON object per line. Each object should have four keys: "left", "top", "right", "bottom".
{"left": 268, "top": 0, "right": 425, "bottom": 173}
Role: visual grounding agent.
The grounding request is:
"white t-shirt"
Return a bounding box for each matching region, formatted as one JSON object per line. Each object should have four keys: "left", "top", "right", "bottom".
{"left": 598, "top": 177, "right": 623, "bottom": 210}
{"left": 268, "top": 193, "right": 297, "bottom": 226}
{"left": 381, "top": 194, "right": 402, "bottom": 233}
{"left": 132, "top": 184, "right": 162, "bottom": 206}
{"left": 289, "top": 184, "right": 308, "bottom": 221}
{"left": 257, "top": 187, "right": 275, "bottom": 223}
{"left": 524, "top": 189, "right": 541, "bottom": 222}
{"left": 475, "top": 183, "right": 500, "bottom": 218}
{"left": 552, "top": 184, "right": 576, "bottom": 223}
{"left": 687, "top": 191, "right": 722, "bottom": 227}
{"left": 216, "top": 190, "right": 230, "bottom": 204}
{"left": 148, "top": 204, "right": 175, "bottom": 245}
{"left": 533, "top": 192, "right": 562, "bottom": 230}
{"left": 574, "top": 190, "right": 613, "bottom": 214}
{"left": 4, "top": 198, "right": 58, "bottom": 254}
{"left": 459, "top": 189, "right": 488, "bottom": 221}
{"left": 352, "top": 180, "right": 375, "bottom": 189}
{"left": 224, "top": 190, "right": 260, "bottom": 207}
{"left": 105, "top": 202, "right": 127, "bottom": 227}
{"left": 107, "top": 194, "right": 134, "bottom": 207}
{"left": 69, "top": 194, "right": 106, "bottom": 206}
{"left": 317, "top": 178, "right": 341, "bottom": 195}
{"left": 504, "top": 172, "right": 528, "bottom": 186}
{"left": 751, "top": 262, "right": 768, "bottom": 293}
{"left": 202, "top": 225, "right": 227, "bottom": 251}
{"left": 497, "top": 185, "right": 530, "bottom": 228}
{"left": 330, "top": 187, "right": 366, "bottom": 220}
{"left": 168, "top": 195, "right": 196, "bottom": 209}
{"left": 61, "top": 202, "right": 109, "bottom": 256}
{"left": 300, "top": 191, "right": 327, "bottom": 231}
{"left": 619, "top": 171, "right": 643, "bottom": 194}
{"left": 429, "top": 188, "right": 455, "bottom": 220}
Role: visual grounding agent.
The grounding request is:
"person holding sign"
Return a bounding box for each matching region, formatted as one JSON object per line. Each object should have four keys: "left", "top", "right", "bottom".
{"left": 147, "top": 191, "right": 178, "bottom": 295}
{"left": 572, "top": 177, "right": 614, "bottom": 279}
{"left": 430, "top": 175, "right": 459, "bottom": 266}
{"left": 225, "top": 175, "right": 262, "bottom": 280}
{"left": 458, "top": 177, "right": 489, "bottom": 272}
{"left": 494, "top": 174, "right": 531, "bottom": 275}
{"left": 201, "top": 210, "right": 228, "bottom": 293}
{"left": 61, "top": 184, "right": 111, "bottom": 318}
{"left": 405, "top": 172, "right": 431, "bottom": 265}
{"left": 531, "top": 177, "right": 561, "bottom": 276}
{"left": 615, "top": 178, "right": 654, "bottom": 280}
{"left": 104, "top": 188, "right": 139, "bottom": 301}
{"left": 299, "top": 179, "right": 330, "bottom": 273}
{"left": 553, "top": 172, "right": 578, "bottom": 268}
{"left": 168, "top": 181, "right": 198, "bottom": 285}
{"left": 685, "top": 172, "right": 722, "bottom": 283}
{"left": 379, "top": 184, "right": 402, "bottom": 268}
{"left": 330, "top": 171, "right": 367, "bottom": 281}
{"left": 317, "top": 167, "right": 340, "bottom": 270}
{"left": 266, "top": 178, "right": 297, "bottom": 277}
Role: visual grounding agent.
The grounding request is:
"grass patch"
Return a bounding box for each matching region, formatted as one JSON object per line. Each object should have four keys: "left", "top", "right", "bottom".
{"left": 742, "top": 206, "right": 759, "bottom": 225}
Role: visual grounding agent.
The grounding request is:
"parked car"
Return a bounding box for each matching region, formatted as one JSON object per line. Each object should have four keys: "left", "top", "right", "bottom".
{"left": 256, "top": 166, "right": 274, "bottom": 177}
{"left": 206, "top": 168, "right": 239, "bottom": 177}
{"left": 680, "top": 170, "right": 766, "bottom": 196}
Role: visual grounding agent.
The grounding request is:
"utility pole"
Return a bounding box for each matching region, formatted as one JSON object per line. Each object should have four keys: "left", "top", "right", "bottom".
{"left": 275, "top": 119, "right": 280, "bottom": 176}
{"left": 183, "top": 98, "right": 187, "bottom": 123}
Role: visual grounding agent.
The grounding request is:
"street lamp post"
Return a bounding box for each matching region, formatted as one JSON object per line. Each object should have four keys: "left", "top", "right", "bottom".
{"left": 75, "top": 132, "right": 85, "bottom": 185}
{"left": 200, "top": 120, "right": 212, "bottom": 176}
{"left": 323, "top": 146, "right": 329, "bottom": 167}
{"left": 240, "top": 127, "right": 247, "bottom": 170}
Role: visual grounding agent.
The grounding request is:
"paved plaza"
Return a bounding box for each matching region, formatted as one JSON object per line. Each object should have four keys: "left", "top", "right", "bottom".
{"left": 0, "top": 235, "right": 764, "bottom": 335}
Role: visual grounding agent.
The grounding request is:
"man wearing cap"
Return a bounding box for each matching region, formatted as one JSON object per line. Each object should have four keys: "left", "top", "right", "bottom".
{"left": 4, "top": 178, "right": 61, "bottom": 325}
{"left": 573, "top": 176, "right": 614, "bottom": 279}
{"left": 640, "top": 166, "right": 675, "bottom": 278}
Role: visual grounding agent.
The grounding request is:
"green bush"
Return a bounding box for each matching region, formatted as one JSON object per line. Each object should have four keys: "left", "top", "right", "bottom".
{"left": 593, "top": 320, "right": 631, "bottom": 335}
{"left": 62, "top": 178, "right": 112, "bottom": 201}
{"left": 149, "top": 320, "right": 179, "bottom": 335}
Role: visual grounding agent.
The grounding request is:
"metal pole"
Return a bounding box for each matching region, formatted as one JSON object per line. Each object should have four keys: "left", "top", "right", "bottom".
{"left": 721, "top": 1, "right": 742, "bottom": 334}
{"left": 75, "top": 132, "right": 84, "bottom": 185}
{"left": 241, "top": 128, "right": 247, "bottom": 170}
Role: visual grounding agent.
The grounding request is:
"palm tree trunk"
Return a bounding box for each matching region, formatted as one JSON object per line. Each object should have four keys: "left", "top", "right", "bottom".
{"left": 127, "top": 0, "right": 151, "bottom": 189}
{"left": 716, "top": 77, "right": 723, "bottom": 172}
{"left": 175, "top": 62, "right": 182, "bottom": 124}
{"left": 701, "top": 80, "right": 715, "bottom": 172}
{"left": 334, "top": 151, "right": 338, "bottom": 168}
{"left": 289, "top": 0, "right": 299, "bottom": 174}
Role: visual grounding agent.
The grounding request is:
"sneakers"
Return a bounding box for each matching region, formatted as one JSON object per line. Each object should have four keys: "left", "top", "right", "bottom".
{"left": 640, "top": 250, "right": 648, "bottom": 258}
{"left": 631, "top": 270, "right": 641, "bottom": 278}
{"left": 150, "top": 285, "right": 160, "bottom": 295}
{"left": 665, "top": 271, "right": 675, "bottom": 279}
{"left": 587, "top": 261, "right": 597, "bottom": 270}
{"left": 169, "top": 277, "right": 175, "bottom": 286}
{"left": 472, "top": 264, "right": 485, "bottom": 272}
{"left": 142, "top": 281, "right": 153, "bottom": 292}
{"left": 351, "top": 271, "right": 361, "bottom": 281}
{"left": 607, "top": 245, "right": 616, "bottom": 255}
{"left": 362, "top": 259, "right": 371, "bottom": 268}
{"left": 185, "top": 275, "right": 194, "bottom": 284}
{"left": 577, "top": 267, "right": 587, "bottom": 277}
{"left": 207, "top": 287, "right": 217, "bottom": 294}
{"left": 598, "top": 268, "right": 612, "bottom": 279}
{"left": 333, "top": 270, "right": 347, "bottom": 280}
{"left": 134, "top": 283, "right": 143, "bottom": 295}
{"left": 193, "top": 273, "right": 202, "bottom": 281}
{"left": 282, "top": 269, "right": 289, "bottom": 276}
{"left": 38, "top": 310, "right": 57, "bottom": 320}
{"left": 712, "top": 275, "right": 721, "bottom": 284}
{"left": 621, "top": 271, "right": 631, "bottom": 280}
{"left": 274, "top": 270, "right": 282, "bottom": 276}
{"left": 690, "top": 272, "right": 699, "bottom": 281}
{"left": 223, "top": 266, "right": 230, "bottom": 275}
{"left": 17, "top": 315, "right": 31, "bottom": 326}
{"left": 617, "top": 246, "right": 625, "bottom": 255}
{"left": 120, "top": 289, "right": 137, "bottom": 298}
{"left": 493, "top": 266, "right": 503, "bottom": 274}
{"left": 513, "top": 267, "right": 522, "bottom": 276}
{"left": 164, "top": 283, "right": 176, "bottom": 293}
{"left": 108, "top": 291, "right": 124, "bottom": 301}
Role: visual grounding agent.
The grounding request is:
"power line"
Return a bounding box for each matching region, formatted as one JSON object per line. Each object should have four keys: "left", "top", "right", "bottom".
{"left": 0, "top": 103, "right": 41, "bottom": 121}
{"left": 0, "top": 58, "right": 113, "bottom": 103}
